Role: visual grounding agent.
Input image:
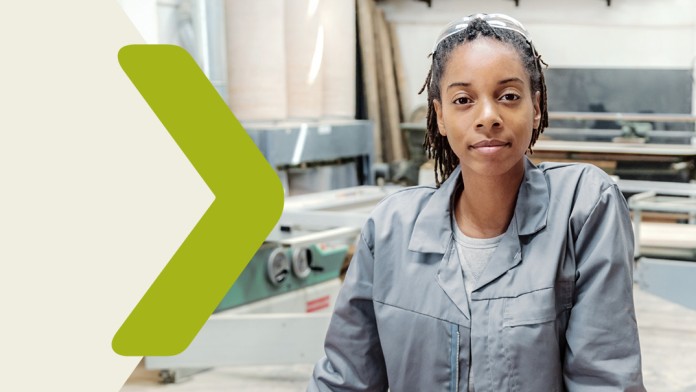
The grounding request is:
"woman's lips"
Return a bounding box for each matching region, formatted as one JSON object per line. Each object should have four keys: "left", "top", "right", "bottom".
{"left": 469, "top": 139, "right": 510, "bottom": 153}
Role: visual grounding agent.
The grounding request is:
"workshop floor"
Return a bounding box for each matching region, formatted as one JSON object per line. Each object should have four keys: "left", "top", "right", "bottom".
{"left": 121, "top": 286, "right": 696, "bottom": 392}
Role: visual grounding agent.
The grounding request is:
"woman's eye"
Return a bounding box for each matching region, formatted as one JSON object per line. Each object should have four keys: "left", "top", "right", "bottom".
{"left": 501, "top": 93, "right": 520, "bottom": 101}
{"left": 453, "top": 97, "right": 471, "bottom": 105}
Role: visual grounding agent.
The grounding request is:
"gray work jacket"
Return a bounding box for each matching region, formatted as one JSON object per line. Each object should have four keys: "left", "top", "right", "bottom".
{"left": 309, "top": 158, "right": 645, "bottom": 391}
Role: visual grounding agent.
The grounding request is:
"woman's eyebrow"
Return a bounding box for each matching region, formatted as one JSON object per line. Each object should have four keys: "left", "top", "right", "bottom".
{"left": 499, "top": 77, "right": 524, "bottom": 85}
{"left": 447, "top": 81, "right": 471, "bottom": 90}
{"left": 447, "top": 78, "right": 524, "bottom": 91}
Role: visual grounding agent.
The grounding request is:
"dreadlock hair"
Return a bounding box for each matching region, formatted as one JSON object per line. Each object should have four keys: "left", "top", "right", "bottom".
{"left": 419, "top": 18, "right": 549, "bottom": 187}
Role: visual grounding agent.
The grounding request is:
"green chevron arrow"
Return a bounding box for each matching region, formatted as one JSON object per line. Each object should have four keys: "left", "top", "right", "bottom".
{"left": 112, "top": 45, "right": 284, "bottom": 356}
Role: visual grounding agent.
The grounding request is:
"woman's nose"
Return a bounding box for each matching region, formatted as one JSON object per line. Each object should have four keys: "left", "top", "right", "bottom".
{"left": 475, "top": 98, "right": 502, "bottom": 130}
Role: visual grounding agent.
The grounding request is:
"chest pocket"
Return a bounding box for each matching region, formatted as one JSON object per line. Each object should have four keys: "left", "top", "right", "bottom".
{"left": 502, "top": 281, "right": 573, "bottom": 327}
{"left": 503, "top": 287, "right": 557, "bottom": 327}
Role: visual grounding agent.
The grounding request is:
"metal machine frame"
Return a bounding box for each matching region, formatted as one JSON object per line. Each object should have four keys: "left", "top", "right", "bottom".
{"left": 628, "top": 184, "right": 696, "bottom": 311}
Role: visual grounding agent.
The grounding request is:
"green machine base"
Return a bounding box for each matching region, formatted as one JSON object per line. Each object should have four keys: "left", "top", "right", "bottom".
{"left": 215, "top": 242, "right": 348, "bottom": 312}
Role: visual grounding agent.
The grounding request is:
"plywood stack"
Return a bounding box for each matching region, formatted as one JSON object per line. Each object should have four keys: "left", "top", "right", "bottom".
{"left": 285, "top": 0, "right": 323, "bottom": 119}
{"left": 225, "top": 0, "right": 356, "bottom": 122}
{"left": 321, "top": 0, "right": 356, "bottom": 119}
{"left": 225, "top": 0, "right": 287, "bottom": 121}
{"left": 224, "top": 0, "right": 406, "bottom": 163}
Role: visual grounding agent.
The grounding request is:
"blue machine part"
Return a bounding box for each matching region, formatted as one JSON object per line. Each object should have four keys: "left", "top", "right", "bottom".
{"left": 637, "top": 257, "right": 696, "bottom": 311}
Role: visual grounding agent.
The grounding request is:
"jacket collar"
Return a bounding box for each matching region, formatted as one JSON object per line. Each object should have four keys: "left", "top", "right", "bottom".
{"left": 408, "top": 156, "right": 549, "bottom": 254}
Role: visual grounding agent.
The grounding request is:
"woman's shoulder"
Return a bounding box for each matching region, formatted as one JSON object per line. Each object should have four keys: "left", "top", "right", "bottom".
{"left": 371, "top": 184, "right": 439, "bottom": 218}
{"left": 358, "top": 185, "right": 439, "bottom": 247}
{"left": 534, "top": 161, "right": 627, "bottom": 229}
{"left": 536, "top": 161, "right": 618, "bottom": 194}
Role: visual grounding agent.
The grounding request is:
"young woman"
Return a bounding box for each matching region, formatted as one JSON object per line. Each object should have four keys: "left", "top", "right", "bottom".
{"left": 308, "top": 14, "right": 644, "bottom": 391}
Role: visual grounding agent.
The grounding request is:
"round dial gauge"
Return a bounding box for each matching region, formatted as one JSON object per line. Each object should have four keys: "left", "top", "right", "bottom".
{"left": 267, "top": 248, "right": 290, "bottom": 285}
{"left": 292, "top": 247, "right": 313, "bottom": 279}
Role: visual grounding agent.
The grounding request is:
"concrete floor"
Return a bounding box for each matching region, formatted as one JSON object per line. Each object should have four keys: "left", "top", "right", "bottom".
{"left": 634, "top": 287, "right": 696, "bottom": 391}
{"left": 121, "top": 286, "right": 696, "bottom": 391}
{"left": 123, "top": 363, "right": 313, "bottom": 391}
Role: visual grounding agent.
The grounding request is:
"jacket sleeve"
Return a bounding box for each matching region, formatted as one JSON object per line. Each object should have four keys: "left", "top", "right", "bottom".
{"left": 307, "top": 222, "right": 389, "bottom": 391}
{"left": 564, "top": 184, "right": 645, "bottom": 391}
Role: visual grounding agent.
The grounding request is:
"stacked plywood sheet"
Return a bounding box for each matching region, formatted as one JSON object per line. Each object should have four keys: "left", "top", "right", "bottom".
{"left": 225, "top": 0, "right": 356, "bottom": 122}
{"left": 285, "top": 0, "right": 323, "bottom": 119}
{"left": 321, "top": 0, "right": 356, "bottom": 119}
{"left": 225, "top": 0, "right": 287, "bottom": 120}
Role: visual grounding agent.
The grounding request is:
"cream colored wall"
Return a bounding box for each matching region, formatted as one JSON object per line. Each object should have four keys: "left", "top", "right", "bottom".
{"left": 380, "top": 0, "right": 696, "bottom": 117}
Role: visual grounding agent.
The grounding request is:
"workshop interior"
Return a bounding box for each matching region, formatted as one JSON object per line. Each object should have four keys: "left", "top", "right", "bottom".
{"left": 118, "top": 0, "right": 696, "bottom": 390}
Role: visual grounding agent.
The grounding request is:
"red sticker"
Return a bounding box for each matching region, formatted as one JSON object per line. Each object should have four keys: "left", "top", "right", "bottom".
{"left": 306, "top": 295, "right": 330, "bottom": 313}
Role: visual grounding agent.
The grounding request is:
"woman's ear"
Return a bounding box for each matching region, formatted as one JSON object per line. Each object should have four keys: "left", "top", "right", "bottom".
{"left": 533, "top": 91, "right": 541, "bottom": 130}
{"left": 433, "top": 99, "right": 447, "bottom": 136}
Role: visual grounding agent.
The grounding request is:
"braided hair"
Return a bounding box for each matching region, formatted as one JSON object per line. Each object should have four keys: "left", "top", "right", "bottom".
{"left": 419, "top": 18, "right": 549, "bottom": 186}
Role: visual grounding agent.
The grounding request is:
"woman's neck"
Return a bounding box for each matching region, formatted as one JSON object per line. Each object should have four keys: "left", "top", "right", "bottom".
{"left": 455, "top": 163, "right": 524, "bottom": 238}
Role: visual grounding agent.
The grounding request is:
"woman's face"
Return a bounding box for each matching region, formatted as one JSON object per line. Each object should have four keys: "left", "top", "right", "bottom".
{"left": 433, "top": 37, "right": 541, "bottom": 179}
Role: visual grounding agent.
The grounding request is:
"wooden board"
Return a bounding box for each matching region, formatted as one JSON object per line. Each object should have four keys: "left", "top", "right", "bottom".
{"left": 225, "top": 0, "right": 287, "bottom": 120}
{"left": 285, "top": 0, "right": 322, "bottom": 119}
{"left": 638, "top": 222, "right": 696, "bottom": 249}
{"left": 389, "top": 23, "right": 409, "bottom": 123}
{"left": 321, "top": 0, "right": 356, "bottom": 118}
{"left": 374, "top": 7, "right": 404, "bottom": 161}
{"left": 356, "top": 0, "right": 383, "bottom": 163}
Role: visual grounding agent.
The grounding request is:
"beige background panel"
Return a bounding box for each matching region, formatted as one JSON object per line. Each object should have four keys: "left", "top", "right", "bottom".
{"left": 0, "top": 0, "right": 213, "bottom": 390}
